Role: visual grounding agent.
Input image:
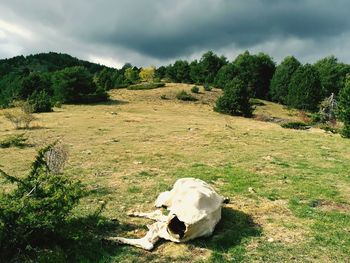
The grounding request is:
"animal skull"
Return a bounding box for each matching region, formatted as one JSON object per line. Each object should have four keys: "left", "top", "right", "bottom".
{"left": 110, "top": 178, "right": 227, "bottom": 250}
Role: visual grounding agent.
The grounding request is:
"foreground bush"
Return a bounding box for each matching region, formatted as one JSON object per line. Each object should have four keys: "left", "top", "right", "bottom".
{"left": 0, "top": 143, "right": 85, "bottom": 259}
{"left": 176, "top": 90, "right": 198, "bottom": 101}
{"left": 214, "top": 78, "right": 252, "bottom": 117}
{"left": 127, "top": 82, "right": 165, "bottom": 90}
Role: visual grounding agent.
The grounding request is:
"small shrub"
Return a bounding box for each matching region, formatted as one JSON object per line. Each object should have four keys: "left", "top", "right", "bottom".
{"left": 176, "top": 90, "right": 198, "bottom": 101}
{"left": 160, "top": 94, "right": 168, "bottom": 100}
{"left": 3, "top": 101, "right": 37, "bottom": 129}
{"left": 127, "top": 82, "right": 165, "bottom": 90}
{"left": 0, "top": 134, "right": 29, "bottom": 148}
{"left": 0, "top": 143, "right": 85, "bottom": 258}
{"left": 191, "top": 86, "right": 200, "bottom": 93}
{"left": 203, "top": 83, "right": 212, "bottom": 91}
{"left": 299, "top": 111, "right": 311, "bottom": 123}
{"left": 28, "top": 90, "right": 53, "bottom": 113}
{"left": 281, "top": 121, "right": 310, "bottom": 130}
{"left": 319, "top": 124, "right": 340, "bottom": 134}
{"left": 310, "top": 112, "right": 327, "bottom": 124}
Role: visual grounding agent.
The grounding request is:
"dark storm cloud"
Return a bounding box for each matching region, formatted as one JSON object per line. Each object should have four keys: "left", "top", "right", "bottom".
{"left": 0, "top": 0, "right": 350, "bottom": 66}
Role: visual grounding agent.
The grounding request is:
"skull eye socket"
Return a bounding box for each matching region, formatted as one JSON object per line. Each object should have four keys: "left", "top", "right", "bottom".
{"left": 167, "top": 216, "right": 186, "bottom": 239}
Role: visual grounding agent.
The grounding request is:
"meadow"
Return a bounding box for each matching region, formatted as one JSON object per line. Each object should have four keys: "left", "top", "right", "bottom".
{"left": 1, "top": 83, "right": 349, "bottom": 262}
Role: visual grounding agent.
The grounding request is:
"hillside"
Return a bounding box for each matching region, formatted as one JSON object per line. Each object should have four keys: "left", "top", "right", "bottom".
{"left": 0, "top": 52, "right": 114, "bottom": 107}
{"left": 1, "top": 84, "right": 349, "bottom": 262}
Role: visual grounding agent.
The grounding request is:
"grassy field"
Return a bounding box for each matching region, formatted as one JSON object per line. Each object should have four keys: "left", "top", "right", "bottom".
{"left": 1, "top": 83, "right": 350, "bottom": 262}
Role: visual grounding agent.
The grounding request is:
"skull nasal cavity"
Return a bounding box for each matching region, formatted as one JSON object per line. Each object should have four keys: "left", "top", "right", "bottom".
{"left": 168, "top": 216, "right": 186, "bottom": 239}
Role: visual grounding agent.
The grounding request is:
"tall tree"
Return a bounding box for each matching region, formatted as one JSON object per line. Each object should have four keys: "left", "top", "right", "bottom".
{"left": 173, "top": 60, "right": 191, "bottom": 83}
{"left": 214, "top": 63, "right": 238, "bottom": 89}
{"left": 269, "top": 56, "right": 301, "bottom": 104}
{"left": 139, "top": 66, "right": 156, "bottom": 82}
{"left": 234, "top": 51, "right": 275, "bottom": 99}
{"left": 338, "top": 76, "right": 350, "bottom": 138}
{"left": 314, "top": 56, "right": 347, "bottom": 97}
{"left": 287, "top": 64, "right": 322, "bottom": 111}
{"left": 199, "top": 51, "right": 227, "bottom": 84}
{"left": 53, "top": 66, "right": 108, "bottom": 103}
{"left": 214, "top": 78, "right": 252, "bottom": 117}
{"left": 255, "top": 53, "right": 276, "bottom": 99}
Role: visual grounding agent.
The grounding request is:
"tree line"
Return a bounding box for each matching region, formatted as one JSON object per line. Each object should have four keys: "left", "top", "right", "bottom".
{"left": 0, "top": 53, "right": 141, "bottom": 111}
{"left": 1, "top": 50, "right": 350, "bottom": 135}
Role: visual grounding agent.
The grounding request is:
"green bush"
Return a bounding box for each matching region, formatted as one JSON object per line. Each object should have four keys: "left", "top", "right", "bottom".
{"left": 287, "top": 64, "right": 322, "bottom": 112}
{"left": 28, "top": 90, "right": 53, "bottom": 113}
{"left": 176, "top": 90, "right": 198, "bottom": 101}
{"left": 127, "top": 82, "right": 165, "bottom": 90}
{"left": 310, "top": 112, "right": 327, "bottom": 124}
{"left": 191, "top": 86, "right": 200, "bottom": 93}
{"left": 0, "top": 134, "right": 29, "bottom": 148}
{"left": 214, "top": 78, "right": 252, "bottom": 117}
{"left": 53, "top": 66, "right": 109, "bottom": 104}
{"left": 203, "top": 83, "right": 212, "bottom": 91}
{"left": 281, "top": 121, "right": 310, "bottom": 130}
{"left": 0, "top": 143, "right": 85, "bottom": 258}
{"left": 269, "top": 56, "right": 301, "bottom": 104}
{"left": 319, "top": 125, "right": 340, "bottom": 134}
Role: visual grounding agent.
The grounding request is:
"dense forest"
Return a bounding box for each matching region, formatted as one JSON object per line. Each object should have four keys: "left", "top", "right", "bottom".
{"left": 1, "top": 51, "right": 350, "bottom": 115}
{"left": 0, "top": 52, "right": 141, "bottom": 110}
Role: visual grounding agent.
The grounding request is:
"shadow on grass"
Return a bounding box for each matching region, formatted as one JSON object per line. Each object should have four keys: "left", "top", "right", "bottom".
{"left": 191, "top": 207, "right": 261, "bottom": 252}
{"left": 89, "top": 99, "right": 129, "bottom": 106}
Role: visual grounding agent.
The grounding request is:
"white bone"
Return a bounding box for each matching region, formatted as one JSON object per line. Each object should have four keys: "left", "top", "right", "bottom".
{"left": 113, "top": 178, "right": 225, "bottom": 250}
{"left": 128, "top": 209, "right": 168, "bottom": 222}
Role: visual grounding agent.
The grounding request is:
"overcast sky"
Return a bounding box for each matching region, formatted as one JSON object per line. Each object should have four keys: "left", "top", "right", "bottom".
{"left": 0, "top": 0, "right": 350, "bottom": 68}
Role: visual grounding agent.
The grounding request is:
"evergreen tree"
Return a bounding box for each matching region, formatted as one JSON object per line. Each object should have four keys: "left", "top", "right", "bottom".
{"left": 214, "top": 78, "right": 252, "bottom": 117}
{"left": 53, "top": 66, "right": 108, "bottom": 103}
{"left": 338, "top": 76, "right": 350, "bottom": 138}
{"left": 314, "top": 56, "right": 347, "bottom": 97}
{"left": 270, "top": 56, "right": 301, "bottom": 104}
{"left": 214, "top": 63, "right": 238, "bottom": 89}
{"left": 287, "top": 64, "right": 322, "bottom": 111}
